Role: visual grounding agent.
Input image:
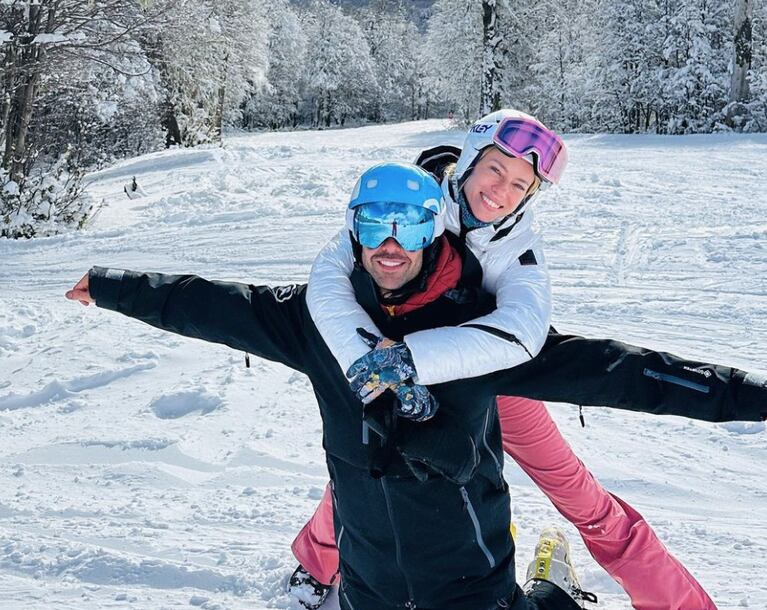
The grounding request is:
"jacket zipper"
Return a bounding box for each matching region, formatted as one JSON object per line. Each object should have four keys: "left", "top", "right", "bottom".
{"left": 482, "top": 410, "right": 504, "bottom": 485}
{"left": 460, "top": 486, "right": 496, "bottom": 568}
{"left": 643, "top": 368, "right": 710, "bottom": 393}
{"left": 341, "top": 584, "right": 357, "bottom": 610}
{"left": 380, "top": 478, "right": 417, "bottom": 608}
{"left": 329, "top": 483, "right": 346, "bottom": 549}
{"left": 459, "top": 323, "right": 534, "bottom": 359}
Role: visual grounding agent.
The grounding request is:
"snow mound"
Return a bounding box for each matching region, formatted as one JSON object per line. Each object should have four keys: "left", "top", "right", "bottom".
{"left": 718, "top": 421, "right": 766, "bottom": 435}
{"left": 148, "top": 390, "right": 223, "bottom": 419}
{"left": 0, "top": 362, "right": 157, "bottom": 411}
{"left": 0, "top": 538, "right": 253, "bottom": 594}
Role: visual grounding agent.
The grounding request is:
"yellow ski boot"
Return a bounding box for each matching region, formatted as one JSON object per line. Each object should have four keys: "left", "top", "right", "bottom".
{"left": 524, "top": 526, "right": 598, "bottom": 608}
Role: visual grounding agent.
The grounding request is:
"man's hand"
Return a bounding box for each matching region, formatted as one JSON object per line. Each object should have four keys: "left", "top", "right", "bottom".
{"left": 347, "top": 332, "right": 417, "bottom": 403}
{"left": 65, "top": 272, "right": 94, "bottom": 306}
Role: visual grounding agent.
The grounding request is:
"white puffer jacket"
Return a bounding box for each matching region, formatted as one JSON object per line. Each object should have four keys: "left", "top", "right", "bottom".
{"left": 306, "top": 177, "right": 552, "bottom": 385}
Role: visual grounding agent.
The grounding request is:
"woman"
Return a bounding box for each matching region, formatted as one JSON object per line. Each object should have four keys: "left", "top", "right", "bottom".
{"left": 294, "top": 110, "right": 716, "bottom": 609}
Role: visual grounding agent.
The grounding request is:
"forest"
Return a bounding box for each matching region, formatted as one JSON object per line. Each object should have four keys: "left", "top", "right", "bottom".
{"left": 1, "top": 0, "right": 764, "bottom": 238}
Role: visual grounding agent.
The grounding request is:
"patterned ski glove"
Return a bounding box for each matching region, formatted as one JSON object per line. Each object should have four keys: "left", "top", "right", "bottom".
{"left": 349, "top": 329, "right": 439, "bottom": 421}
{"left": 392, "top": 379, "right": 439, "bottom": 422}
{"left": 347, "top": 333, "right": 417, "bottom": 402}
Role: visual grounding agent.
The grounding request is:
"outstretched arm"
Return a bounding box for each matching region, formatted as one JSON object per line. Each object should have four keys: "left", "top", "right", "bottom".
{"left": 489, "top": 331, "right": 767, "bottom": 422}
{"left": 67, "top": 267, "right": 309, "bottom": 372}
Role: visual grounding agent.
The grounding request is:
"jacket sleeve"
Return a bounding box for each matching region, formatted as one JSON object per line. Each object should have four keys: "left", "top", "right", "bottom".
{"left": 89, "top": 266, "right": 309, "bottom": 372}
{"left": 488, "top": 331, "right": 767, "bottom": 422}
{"left": 306, "top": 230, "right": 384, "bottom": 374}
{"left": 404, "top": 240, "right": 551, "bottom": 385}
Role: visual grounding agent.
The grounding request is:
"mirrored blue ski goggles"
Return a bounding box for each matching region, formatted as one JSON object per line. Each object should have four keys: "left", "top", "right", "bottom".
{"left": 353, "top": 202, "right": 436, "bottom": 252}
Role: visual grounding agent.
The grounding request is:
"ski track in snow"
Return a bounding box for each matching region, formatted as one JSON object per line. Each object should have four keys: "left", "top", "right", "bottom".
{"left": 0, "top": 120, "right": 766, "bottom": 609}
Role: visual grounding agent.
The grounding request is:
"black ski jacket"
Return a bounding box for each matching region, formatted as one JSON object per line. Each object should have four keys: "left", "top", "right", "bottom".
{"left": 88, "top": 263, "right": 765, "bottom": 610}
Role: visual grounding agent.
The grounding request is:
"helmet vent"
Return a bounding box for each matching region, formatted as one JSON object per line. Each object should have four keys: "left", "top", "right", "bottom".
{"left": 406, "top": 179, "right": 420, "bottom": 191}
{"left": 366, "top": 179, "right": 378, "bottom": 188}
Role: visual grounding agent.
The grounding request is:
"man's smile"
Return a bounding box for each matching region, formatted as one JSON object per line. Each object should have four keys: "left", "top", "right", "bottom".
{"left": 375, "top": 257, "right": 408, "bottom": 269}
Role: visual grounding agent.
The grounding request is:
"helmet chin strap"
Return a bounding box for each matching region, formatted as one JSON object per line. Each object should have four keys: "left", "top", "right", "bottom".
{"left": 504, "top": 186, "right": 542, "bottom": 222}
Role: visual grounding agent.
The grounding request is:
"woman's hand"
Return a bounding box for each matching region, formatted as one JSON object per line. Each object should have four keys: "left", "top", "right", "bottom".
{"left": 346, "top": 329, "right": 438, "bottom": 421}
{"left": 347, "top": 332, "right": 417, "bottom": 402}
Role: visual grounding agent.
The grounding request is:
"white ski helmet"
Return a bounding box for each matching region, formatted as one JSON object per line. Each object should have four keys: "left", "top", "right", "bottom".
{"left": 453, "top": 109, "right": 567, "bottom": 191}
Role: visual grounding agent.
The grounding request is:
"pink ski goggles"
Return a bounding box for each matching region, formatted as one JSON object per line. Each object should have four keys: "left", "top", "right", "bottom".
{"left": 493, "top": 117, "right": 568, "bottom": 185}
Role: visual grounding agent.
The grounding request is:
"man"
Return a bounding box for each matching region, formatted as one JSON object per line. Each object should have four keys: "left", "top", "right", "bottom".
{"left": 66, "top": 163, "right": 764, "bottom": 609}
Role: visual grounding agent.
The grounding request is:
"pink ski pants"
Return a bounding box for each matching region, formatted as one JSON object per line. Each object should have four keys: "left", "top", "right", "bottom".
{"left": 291, "top": 396, "right": 716, "bottom": 610}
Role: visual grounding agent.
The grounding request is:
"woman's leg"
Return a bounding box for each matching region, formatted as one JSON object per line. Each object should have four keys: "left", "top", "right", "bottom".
{"left": 290, "top": 483, "right": 339, "bottom": 586}
{"left": 498, "top": 395, "right": 715, "bottom": 610}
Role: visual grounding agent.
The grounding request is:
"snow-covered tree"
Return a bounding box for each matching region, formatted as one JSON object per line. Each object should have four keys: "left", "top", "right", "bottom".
{"left": 590, "top": 0, "right": 666, "bottom": 132}
{"left": 32, "top": 35, "right": 163, "bottom": 168}
{"left": 425, "top": 0, "right": 543, "bottom": 121}
{"left": 662, "top": 0, "right": 731, "bottom": 133}
{"left": 479, "top": 0, "right": 511, "bottom": 114}
{"left": 425, "top": 0, "right": 483, "bottom": 120}
{"left": 516, "top": 0, "right": 599, "bottom": 131}
{"left": 242, "top": 0, "right": 307, "bottom": 129}
{"left": 300, "top": 0, "right": 377, "bottom": 127}
{"left": 0, "top": 0, "right": 161, "bottom": 181}
{"left": 731, "top": 0, "right": 754, "bottom": 104}
{"left": 0, "top": 0, "right": 164, "bottom": 237}
{"left": 726, "top": 0, "right": 755, "bottom": 127}
{"left": 354, "top": 0, "right": 430, "bottom": 121}
{"left": 742, "top": 0, "right": 767, "bottom": 130}
{"left": 138, "top": 0, "right": 269, "bottom": 146}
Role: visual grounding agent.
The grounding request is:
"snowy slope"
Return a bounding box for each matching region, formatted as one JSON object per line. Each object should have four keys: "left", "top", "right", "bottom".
{"left": 0, "top": 120, "right": 765, "bottom": 610}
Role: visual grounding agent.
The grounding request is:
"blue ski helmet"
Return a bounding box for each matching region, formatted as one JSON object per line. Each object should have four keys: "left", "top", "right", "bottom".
{"left": 346, "top": 162, "right": 445, "bottom": 251}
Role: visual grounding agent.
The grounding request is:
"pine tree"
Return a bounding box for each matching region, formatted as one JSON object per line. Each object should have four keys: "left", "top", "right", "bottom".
{"left": 425, "top": 0, "right": 483, "bottom": 120}
{"left": 663, "top": 0, "right": 731, "bottom": 133}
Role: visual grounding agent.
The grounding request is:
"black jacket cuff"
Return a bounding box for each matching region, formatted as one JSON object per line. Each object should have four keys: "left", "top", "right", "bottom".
{"left": 734, "top": 369, "right": 767, "bottom": 421}
{"left": 89, "top": 266, "right": 125, "bottom": 311}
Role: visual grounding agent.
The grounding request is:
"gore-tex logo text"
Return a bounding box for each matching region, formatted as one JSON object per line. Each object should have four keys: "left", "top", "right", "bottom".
{"left": 683, "top": 366, "right": 712, "bottom": 378}
{"left": 470, "top": 123, "right": 494, "bottom": 133}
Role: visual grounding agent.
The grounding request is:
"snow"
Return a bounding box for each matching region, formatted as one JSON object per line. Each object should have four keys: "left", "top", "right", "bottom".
{"left": 31, "top": 33, "right": 70, "bottom": 45}
{"left": 3, "top": 179, "right": 19, "bottom": 196}
{"left": 1, "top": 119, "right": 766, "bottom": 609}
